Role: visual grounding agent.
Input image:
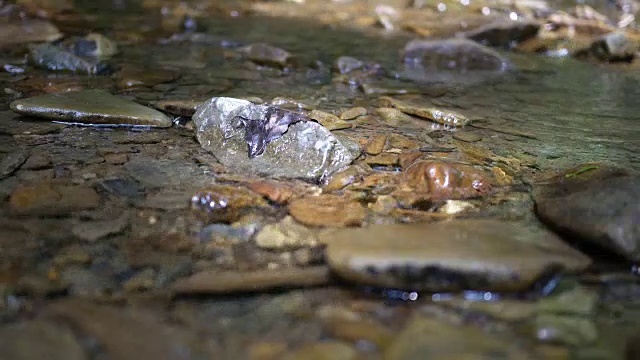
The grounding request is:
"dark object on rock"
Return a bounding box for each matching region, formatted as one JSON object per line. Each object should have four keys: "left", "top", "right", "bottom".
{"left": 235, "top": 106, "right": 312, "bottom": 158}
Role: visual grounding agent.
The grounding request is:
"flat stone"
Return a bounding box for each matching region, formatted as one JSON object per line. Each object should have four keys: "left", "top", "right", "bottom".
{"left": 386, "top": 316, "right": 534, "bottom": 359}
{"left": 171, "top": 266, "right": 330, "bottom": 294}
{"left": 0, "top": 20, "right": 62, "bottom": 47}
{"left": 10, "top": 90, "right": 172, "bottom": 127}
{"left": 155, "top": 99, "right": 204, "bottom": 116}
{"left": 193, "top": 97, "right": 356, "bottom": 182}
{"left": 0, "top": 320, "right": 87, "bottom": 360}
{"left": 340, "top": 107, "right": 367, "bottom": 120}
{"left": 321, "top": 219, "right": 591, "bottom": 292}
{"left": 71, "top": 213, "right": 129, "bottom": 242}
{"left": 43, "top": 300, "right": 219, "bottom": 360}
{"left": 533, "top": 166, "right": 640, "bottom": 261}
{"left": 281, "top": 341, "right": 358, "bottom": 360}
{"left": 288, "top": 194, "right": 367, "bottom": 227}
{"left": 309, "top": 110, "right": 352, "bottom": 130}
{"left": 365, "top": 135, "right": 386, "bottom": 155}
{"left": 9, "top": 182, "right": 101, "bottom": 216}
{"left": 463, "top": 19, "right": 541, "bottom": 47}
{"left": 0, "top": 150, "right": 29, "bottom": 180}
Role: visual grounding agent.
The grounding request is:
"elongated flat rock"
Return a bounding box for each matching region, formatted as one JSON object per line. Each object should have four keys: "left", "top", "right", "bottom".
{"left": 10, "top": 90, "right": 172, "bottom": 127}
{"left": 321, "top": 219, "right": 591, "bottom": 292}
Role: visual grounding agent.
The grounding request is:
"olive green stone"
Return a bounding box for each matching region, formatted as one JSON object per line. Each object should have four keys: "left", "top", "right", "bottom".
{"left": 10, "top": 90, "right": 172, "bottom": 127}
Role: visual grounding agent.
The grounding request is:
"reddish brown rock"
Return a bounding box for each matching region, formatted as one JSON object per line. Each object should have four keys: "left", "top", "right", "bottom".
{"left": 190, "top": 185, "right": 268, "bottom": 223}
{"left": 288, "top": 194, "right": 366, "bottom": 227}
{"left": 401, "top": 161, "right": 492, "bottom": 200}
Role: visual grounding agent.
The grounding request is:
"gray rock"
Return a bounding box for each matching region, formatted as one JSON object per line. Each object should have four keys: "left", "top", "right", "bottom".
{"left": 193, "top": 97, "right": 356, "bottom": 182}
{"left": 0, "top": 320, "right": 87, "bottom": 360}
{"left": 0, "top": 20, "right": 62, "bottom": 47}
{"left": 28, "top": 43, "right": 103, "bottom": 75}
{"left": 71, "top": 213, "right": 129, "bottom": 242}
{"left": 10, "top": 90, "right": 172, "bottom": 127}
{"left": 399, "top": 38, "right": 512, "bottom": 84}
{"left": 0, "top": 150, "right": 28, "bottom": 180}
{"left": 590, "top": 31, "right": 636, "bottom": 62}
{"left": 320, "top": 219, "right": 591, "bottom": 292}
{"left": 534, "top": 174, "right": 640, "bottom": 261}
{"left": 463, "top": 20, "right": 540, "bottom": 48}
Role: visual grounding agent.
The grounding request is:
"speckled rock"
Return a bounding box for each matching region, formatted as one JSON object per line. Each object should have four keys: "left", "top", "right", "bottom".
{"left": 192, "top": 97, "right": 357, "bottom": 182}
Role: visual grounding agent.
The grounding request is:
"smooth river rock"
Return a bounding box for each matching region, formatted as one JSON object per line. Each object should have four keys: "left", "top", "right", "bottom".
{"left": 533, "top": 166, "right": 640, "bottom": 261}
{"left": 10, "top": 90, "right": 172, "bottom": 127}
{"left": 192, "top": 97, "right": 356, "bottom": 182}
{"left": 320, "top": 219, "right": 590, "bottom": 292}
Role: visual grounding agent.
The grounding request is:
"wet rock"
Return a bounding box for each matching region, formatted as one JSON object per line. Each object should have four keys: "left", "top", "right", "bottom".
{"left": 70, "top": 33, "right": 118, "bottom": 58}
{"left": 364, "top": 153, "right": 399, "bottom": 166}
{"left": 537, "top": 286, "right": 599, "bottom": 315}
{"left": 255, "top": 216, "right": 319, "bottom": 250}
{"left": 374, "top": 107, "right": 415, "bottom": 125}
{"left": 339, "top": 107, "right": 367, "bottom": 120}
{"left": 534, "top": 315, "right": 597, "bottom": 346}
{"left": 155, "top": 98, "right": 203, "bottom": 116}
{"left": 246, "top": 179, "right": 310, "bottom": 204}
{"left": 533, "top": 166, "right": 640, "bottom": 261}
{"left": 238, "top": 43, "right": 294, "bottom": 68}
{"left": 190, "top": 185, "right": 267, "bottom": 223}
{"left": 309, "top": 110, "right": 352, "bottom": 130}
{"left": 0, "top": 320, "right": 87, "bottom": 360}
{"left": 115, "top": 67, "right": 179, "bottom": 89}
{"left": 365, "top": 135, "right": 387, "bottom": 155}
{"left": 28, "top": 43, "right": 105, "bottom": 75}
{"left": 400, "top": 161, "right": 493, "bottom": 200}
{"left": 288, "top": 194, "right": 366, "bottom": 227}
{"left": 22, "top": 151, "right": 52, "bottom": 170}
{"left": 452, "top": 131, "right": 482, "bottom": 142}
{"left": 0, "top": 19, "right": 62, "bottom": 47}
{"left": 171, "top": 266, "right": 330, "bottom": 294}
{"left": 324, "top": 164, "right": 371, "bottom": 192}
{"left": 192, "top": 97, "right": 356, "bottom": 182}
{"left": 43, "top": 300, "right": 220, "bottom": 360}
{"left": 589, "top": 31, "right": 636, "bottom": 62}
{"left": 400, "top": 38, "right": 512, "bottom": 84}
{"left": 321, "top": 220, "right": 591, "bottom": 292}
{"left": 103, "top": 153, "right": 128, "bottom": 165}
{"left": 0, "top": 150, "right": 28, "bottom": 180}
{"left": 9, "top": 182, "right": 101, "bottom": 216}
{"left": 463, "top": 20, "right": 540, "bottom": 48}
{"left": 281, "top": 341, "right": 358, "bottom": 360}
{"left": 317, "top": 305, "right": 394, "bottom": 349}
{"left": 377, "top": 96, "right": 471, "bottom": 126}
{"left": 386, "top": 316, "right": 533, "bottom": 359}
{"left": 333, "top": 56, "right": 365, "bottom": 74}
{"left": 60, "top": 266, "right": 118, "bottom": 297}
{"left": 71, "top": 213, "right": 129, "bottom": 242}
{"left": 10, "top": 90, "right": 173, "bottom": 127}
{"left": 125, "top": 158, "right": 211, "bottom": 189}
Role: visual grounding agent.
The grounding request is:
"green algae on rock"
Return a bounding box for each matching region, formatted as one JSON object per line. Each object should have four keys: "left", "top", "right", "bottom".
{"left": 10, "top": 90, "right": 173, "bottom": 127}
{"left": 321, "top": 220, "right": 591, "bottom": 292}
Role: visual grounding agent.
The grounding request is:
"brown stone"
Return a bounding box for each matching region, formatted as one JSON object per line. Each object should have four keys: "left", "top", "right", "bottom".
{"left": 401, "top": 161, "right": 493, "bottom": 200}
{"left": 339, "top": 107, "right": 367, "bottom": 120}
{"left": 364, "top": 153, "right": 399, "bottom": 166}
{"left": 365, "top": 135, "right": 386, "bottom": 155}
{"left": 10, "top": 182, "right": 101, "bottom": 216}
{"left": 288, "top": 194, "right": 366, "bottom": 227}
{"left": 309, "top": 110, "right": 352, "bottom": 130}
{"left": 104, "top": 153, "right": 129, "bottom": 165}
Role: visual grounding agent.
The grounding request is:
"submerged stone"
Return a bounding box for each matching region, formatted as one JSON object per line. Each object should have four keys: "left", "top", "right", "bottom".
{"left": 463, "top": 20, "right": 540, "bottom": 48}
{"left": 10, "top": 90, "right": 172, "bottom": 127}
{"left": 192, "top": 97, "right": 357, "bottom": 182}
{"left": 589, "top": 31, "right": 636, "bottom": 62}
{"left": 399, "top": 38, "right": 512, "bottom": 84}
{"left": 533, "top": 166, "right": 640, "bottom": 261}
{"left": 321, "top": 220, "right": 591, "bottom": 292}
{"left": 0, "top": 20, "right": 62, "bottom": 47}
{"left": 28, "top": 43, "right": 105, "bottom": 75}
{"left": 238, "top": 43, "right": 294, "bottom": 68}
